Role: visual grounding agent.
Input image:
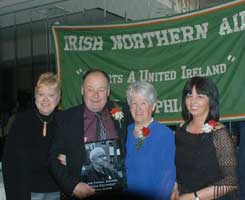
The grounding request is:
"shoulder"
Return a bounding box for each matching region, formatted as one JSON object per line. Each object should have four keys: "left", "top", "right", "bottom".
{"left": 127, "top": 123, "right": 135, "bottom": 130}
{"left": 211, "top": 123, "right": 235, "bottom": 147}
{"left": 152, "top": 120, "right": 174, "bottom": 137}
{"left": 153, "top": 120, "right": 172, "bottom": 130}
{"left": 63, "top": 104, "right": 83, "bottom": 114}
{"left": 56, "top": 104, "right": 83, "bottom": 119}
{"left": 7, "top": 110, "right": 35, "bottom": 138}
{"left": 211, "top": 122, "right": 227, "bottom": 137}
{"left": 109, "top": 100, "right": 132, "bottom": 123}
{"left": 150, "top": 122, "right": 175, "bottom": 151}
{"left": 179, "top": 121, "right": 185, "bottom": 128}
{"left": 211, "top": 122, "right": 231, "bottom": 141}
{"left": 174, "top": 122, "right": 186, "bottom": 133}
{"left": 13, "top": 109, "right": 35, "bottom": 123}
{"left": 213, "top": 122, "right": 226, "bottom": 131}
{"left": 108, "top": 100, "right": 129, "bottom": 114}
{"left": 16, "top": 109, "right": 33, "bottom": 117}
{"left": 108, "top": 100, "right": 127, "bottom": 107}
{"left": 108, "top": 100, "right": 130, "bottom": 112}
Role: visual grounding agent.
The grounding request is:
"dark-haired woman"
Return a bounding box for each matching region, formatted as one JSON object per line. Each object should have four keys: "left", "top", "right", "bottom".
{"left": 175, "top": 76, "right": 238, "bottom": 200}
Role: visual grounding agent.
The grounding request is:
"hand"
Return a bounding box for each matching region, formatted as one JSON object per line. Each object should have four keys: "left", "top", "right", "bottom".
{"left": 179, "top": 193, "right": 194, "bottom": 200}
{"left": 171, "top": 182, "right": 179, "bottom": 200}
{"left": 58, "top": 154, "right": 67, "bottom": 165}
{"left": 73, "top": 182, "right": 95, "bottom": 199}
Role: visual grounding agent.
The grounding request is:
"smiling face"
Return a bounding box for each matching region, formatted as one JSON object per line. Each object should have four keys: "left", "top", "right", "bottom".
{"left": 185, "top": 86, "right": 210, "bottom": 121}
{"left": 130, "top": 93, "right": 155, "bottom": 126}
{"left": 82, "top": 72, "right": 110, "bottom": 113}
{"left": 35, "top": 85, "right": 60, "bottom": 116}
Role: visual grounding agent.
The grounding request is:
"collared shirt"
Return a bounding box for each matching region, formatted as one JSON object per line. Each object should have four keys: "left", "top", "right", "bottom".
{"left": 83, "top": 106, "right": 118, "bottom": 143}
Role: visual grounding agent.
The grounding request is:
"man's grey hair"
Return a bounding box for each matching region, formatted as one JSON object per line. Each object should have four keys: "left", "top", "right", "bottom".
{"left": 126, "top": 81, "right": 157, "bottom": 106}
{"left": 89, "top": 147, "right": 106, "bottom": 161}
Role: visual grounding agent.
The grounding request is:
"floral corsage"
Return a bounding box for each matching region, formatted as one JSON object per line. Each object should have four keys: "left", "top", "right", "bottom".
{"left": 202, "top": 120, "right": 217, "bottom": 133}
{"left": 135, "top": 127, "right": 150, "bottom": 151}
{"left": 110, "top": 107, "right": 124, "bottom": 127}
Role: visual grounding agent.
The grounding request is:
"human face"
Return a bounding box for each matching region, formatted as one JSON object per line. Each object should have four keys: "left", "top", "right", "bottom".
{"left": 82, "top": 72, "right": 110, "bottom": 113}
{"left": 93, "top": 152, "right": 107, "bottom": 168}
{"left": 35, "top": 85, "right": 60, "bottom": 116}
{"left": 130, "top": 93, "right": 155, "bottom": 126}
{"left": 185, "top": 86, "right": 210, "bottom": 120}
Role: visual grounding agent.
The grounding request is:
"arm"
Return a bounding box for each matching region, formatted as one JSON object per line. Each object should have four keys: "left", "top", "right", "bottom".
{"left": 49, "top": 112, "right": 95, "bottom": 198}
{"left": 179, "top": 185, "right": 237, "bottom": 200}
{"left": 72, "top": 183, "right": 95, "bottom": 199}
{"left": 56, "top": 154, "right": 95, "bottom": 198}
{"left": 57, "top": 154, "right": 67, "bottom": 165}
{"left": 239, "top": 123, "right": 245, "bottom": 199}
{"left": 157, "top": 126, "right": 176, "bottom": 199}
{"left": 2, "top": 117, "right": 19, "bottom": 200}
{"left": 2, "top": 114, "right": 29, "bottom": 200}
{"left": 48, "top": 113, "right": 79, "bottom": 195}
{"left": 171, "top": 182, "right": 179, "bottom": 200}
{"left": 211, "top": 126, "right": 238, "bottom": 196}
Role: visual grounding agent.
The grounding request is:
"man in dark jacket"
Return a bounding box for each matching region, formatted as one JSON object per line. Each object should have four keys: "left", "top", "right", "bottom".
{"left": 49, "top": 69, "right": 131, "bottom": 199}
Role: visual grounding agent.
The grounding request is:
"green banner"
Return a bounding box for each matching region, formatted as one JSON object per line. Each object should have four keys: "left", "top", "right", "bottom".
{"left": 53, "top": 0, "right": 245, "bottom": 124}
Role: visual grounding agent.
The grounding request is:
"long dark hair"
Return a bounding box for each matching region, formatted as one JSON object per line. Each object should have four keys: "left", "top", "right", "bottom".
{"left": 181, "top": 76, "right": 219, "bottom": 123}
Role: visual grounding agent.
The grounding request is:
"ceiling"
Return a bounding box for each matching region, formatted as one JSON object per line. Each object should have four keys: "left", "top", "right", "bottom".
{"left": 0, "top": 0, "right": 233, "bottom": 27}
{"left": 0, "top": 0, "right": 95, "bottom": 27}
{"left": 0, "top": 0, "right": 66, "bottom": 14}
{"left": 0, "top": 0, "right": 233, "bottom": 14}
{"left": 0, "top": 0, "right": 30, "bottom": 8}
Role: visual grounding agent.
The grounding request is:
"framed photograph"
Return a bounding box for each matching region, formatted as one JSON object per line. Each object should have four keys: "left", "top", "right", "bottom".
{"left": 81, "top": 140, "right": 127, "bottom": 191}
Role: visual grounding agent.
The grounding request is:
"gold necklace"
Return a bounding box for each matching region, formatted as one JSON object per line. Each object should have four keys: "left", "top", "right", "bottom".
{"left": 35, "top": 111, "right": 53, "bottom": 137}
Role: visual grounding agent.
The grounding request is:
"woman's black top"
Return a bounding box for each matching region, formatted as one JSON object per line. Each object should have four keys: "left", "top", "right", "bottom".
{"left": 2, "top": 108, "right": 60, "bottom": 200}
{"left": 175, "top": 123, "right": 238, "bottom": 199}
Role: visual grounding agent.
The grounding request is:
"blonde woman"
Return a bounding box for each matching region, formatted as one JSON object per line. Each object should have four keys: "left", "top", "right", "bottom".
{"left": 2, "top": 72, "right": 61, "bottom": 200}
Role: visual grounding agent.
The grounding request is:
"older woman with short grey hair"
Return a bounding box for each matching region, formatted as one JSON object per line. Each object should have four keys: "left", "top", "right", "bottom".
{"left": 126, "top": 81, "right": 157, "bottom": 107}
{"left": 125, "top": 81, "right": 176, "bottom": 199}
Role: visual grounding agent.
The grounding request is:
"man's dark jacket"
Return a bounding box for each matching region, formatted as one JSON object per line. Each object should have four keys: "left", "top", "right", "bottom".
{"left": 49, "top": 101, "right": 131, "bottom": 198}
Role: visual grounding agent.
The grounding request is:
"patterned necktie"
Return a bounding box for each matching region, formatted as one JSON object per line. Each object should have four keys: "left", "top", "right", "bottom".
{"left": 95, "top": 112, "right": 107, "bottom": 141}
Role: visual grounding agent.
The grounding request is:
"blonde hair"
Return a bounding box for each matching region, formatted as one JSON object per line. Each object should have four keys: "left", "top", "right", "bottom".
{"left": 35, "top": 72, "right": 61, "bottom": 96}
